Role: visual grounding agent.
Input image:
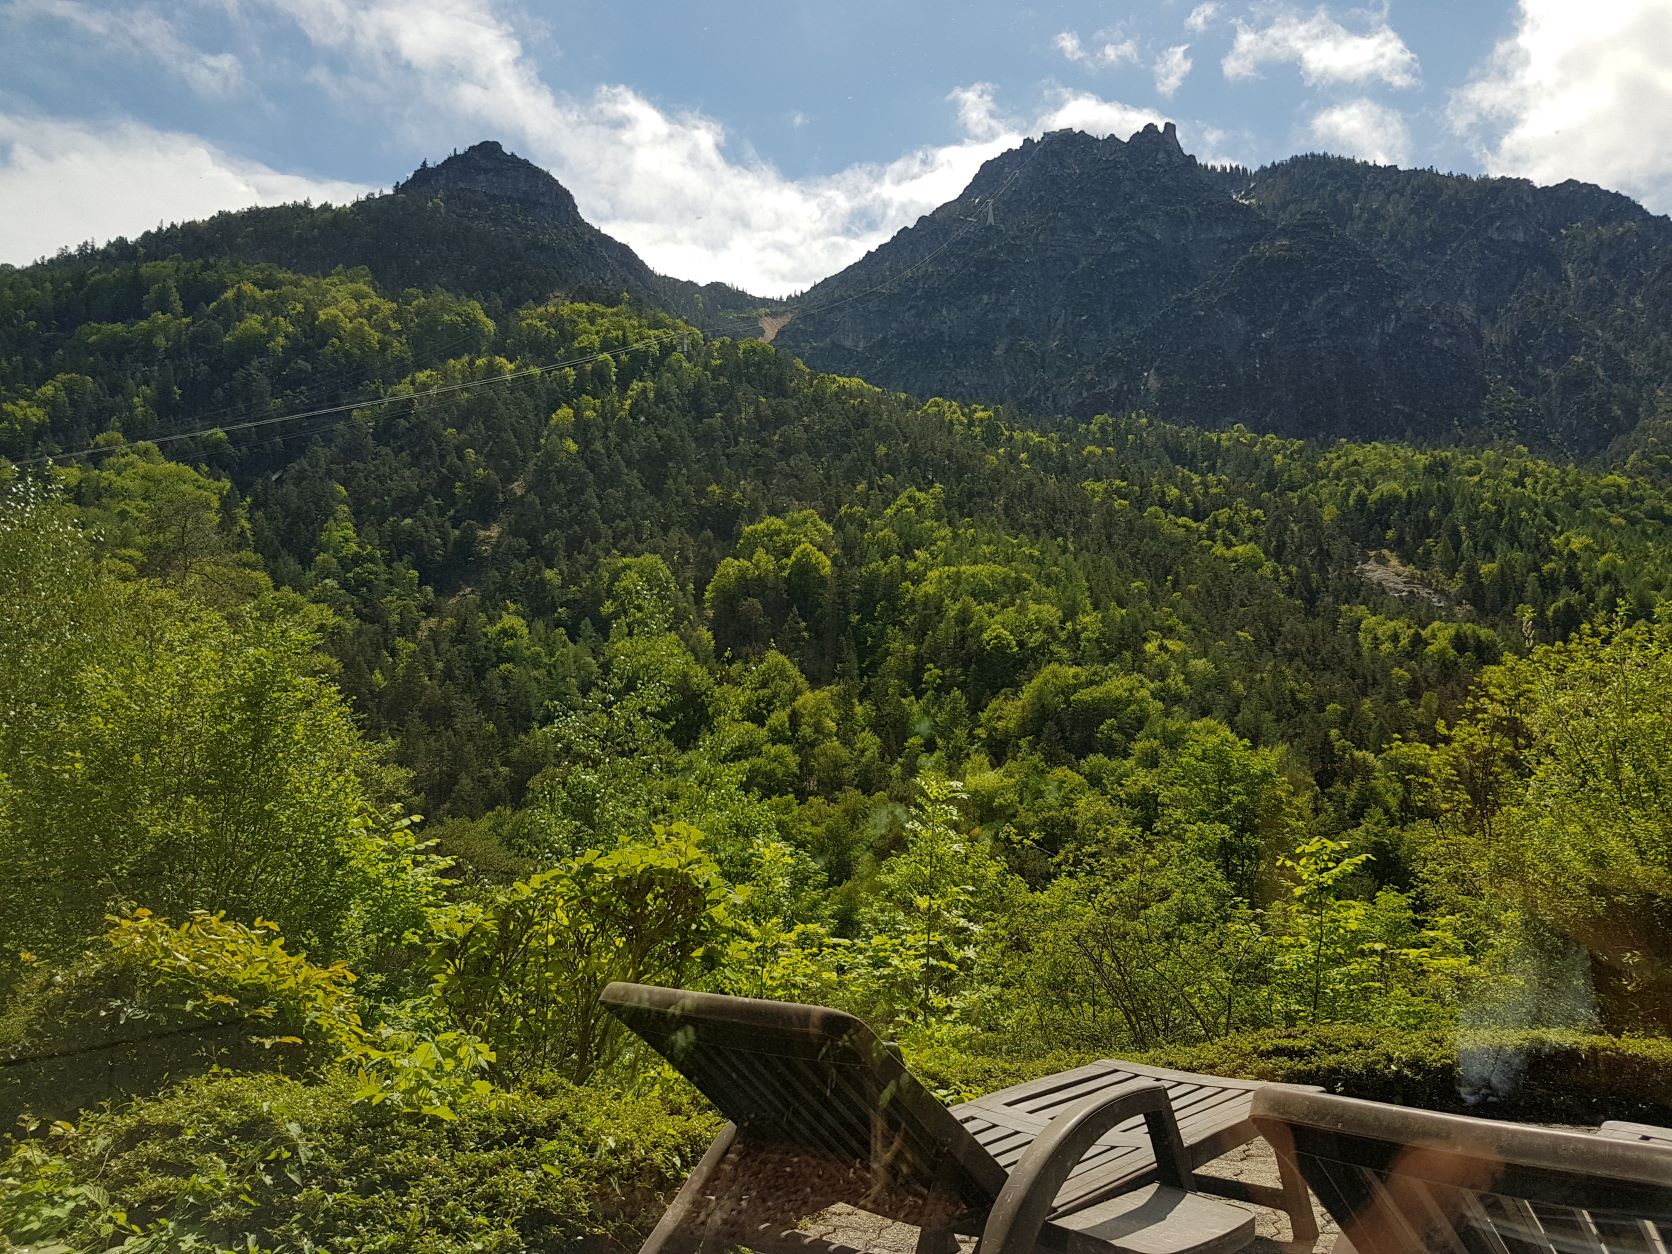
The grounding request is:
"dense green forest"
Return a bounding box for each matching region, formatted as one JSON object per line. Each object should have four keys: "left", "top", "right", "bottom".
{"left": 4, "top": 256, "right": 1672, "bottom": 1251}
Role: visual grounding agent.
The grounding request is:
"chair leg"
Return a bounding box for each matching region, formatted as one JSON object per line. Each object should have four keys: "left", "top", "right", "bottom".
{"left": 914, "top": 1145, "right": 965, "bottom": 1254}
{"left": 641, "top": 1122, "right": 740, "bottom": 1254}
{"left": 1275, "top": 1146, "right": 1319, "bottom": 1249}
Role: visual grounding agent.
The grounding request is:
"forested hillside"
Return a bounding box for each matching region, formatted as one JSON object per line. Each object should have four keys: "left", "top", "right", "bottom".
{"left": 4, "top": 215, "right": 1672, "bottom": 1246}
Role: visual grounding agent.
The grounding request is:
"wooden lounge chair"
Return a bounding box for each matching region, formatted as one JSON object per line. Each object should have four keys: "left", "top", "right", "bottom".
{"left": 953, "top": 1057, "right": 1318, "bottom": 1244}
{"left": 602, "top": 983, "right": 1315, "bottom": 1254}
{"left": 1251, "top": 1086, "right": 1672, "bottom": 1253}
{"left": 1600, "top": 1120, "right": 1672, "bottom": 1149}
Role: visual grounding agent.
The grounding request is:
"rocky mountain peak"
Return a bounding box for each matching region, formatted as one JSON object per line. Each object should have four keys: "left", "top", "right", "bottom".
{"left": 400, "top": 139, "right": 583, "bottom": 222}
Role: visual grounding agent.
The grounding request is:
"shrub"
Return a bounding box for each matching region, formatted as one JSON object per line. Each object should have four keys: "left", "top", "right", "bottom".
{"left": 0, "top": 910, "right": 363, "bottom": 1123}
{"left": 431, "top": 826, "right": 730, "bottom": 1082}
{"left": 4, "top": 1071, "right": 719, "bottom": 1254}
{"left": 1149, "top": 1025, "right": 1672, "bottom": 1123}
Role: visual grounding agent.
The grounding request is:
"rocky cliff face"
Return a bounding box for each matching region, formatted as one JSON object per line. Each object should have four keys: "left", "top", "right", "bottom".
{"left": 775, "top": 129, "right": 1672, "bottom": 451}
{"left": 779, "top": 125, "right": 1263, "bottom": 412}
{"left": 1091, "top": 211, "right": 1486, "bottom": 441}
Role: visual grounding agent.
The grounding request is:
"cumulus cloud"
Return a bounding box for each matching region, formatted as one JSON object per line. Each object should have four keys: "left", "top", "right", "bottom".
{"left": 1224, "top": 6, "right": 1420, "bottom": 87}
{"left": 1053, "top": 29, "right": 1140, "bottom": 70}
{"left": 0, "top": 114, "right": 368, "bottom": 265}
{"left": 1154, "top": 45, "right": 1194, "bottom": 97}
{"left": 1307, "top": 98, "right": 1412, "bottom": 166}
{"left": 1185, "top": 3, "right": 1220, "bottom": 33}
{"left": 246, "top": 0, "right": 1193, "bottom": 294}
{"left": 948, "top": 81, "right": 1009, "bottom": 142}
{"left": 0, "top": 0, "right": 1220, "bottom": 293}
{"left": 7, "top": 0, "right": 245, "bottom": 97}
{"left": 1193, "top": 125, "right": 1252, "bottom": 170}
{"left": 1450, "top": 0, "right": 1672, "bottom": 211}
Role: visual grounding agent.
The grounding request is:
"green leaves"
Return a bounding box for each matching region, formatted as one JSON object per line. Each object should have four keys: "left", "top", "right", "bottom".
{"left": 430, "top": 825, "right": 731, "bottom": 1082}
{"left": 1423, "top": 617, "right": 1672, "bottom": 1029}
{"left": 348, "top": 1025, "right": 496, "bottom": 1120}
{"left": 844, "top": 776, "right": 1016, "bottom": 1031}
{"left": 0, "top": 488, "right": 448, "bottom": 976}
{"left": 0, "top": 909, "right": 366, "bottom": 1124}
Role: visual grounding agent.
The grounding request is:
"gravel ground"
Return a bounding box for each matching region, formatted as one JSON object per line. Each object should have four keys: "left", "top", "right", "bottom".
{"left": 798, "top": 1136, "right": 1340, "bottom": 1252}
{"left": 1194, "top": 1136, "right": 1337, "bottom": 1251}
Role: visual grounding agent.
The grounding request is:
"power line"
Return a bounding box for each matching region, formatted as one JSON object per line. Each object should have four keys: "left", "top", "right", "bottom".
{"left": 13, "top": 330, "right": 691, "bottom": 468}
{"left": 14, "top": 138, "right": 1044, "bottom": 471}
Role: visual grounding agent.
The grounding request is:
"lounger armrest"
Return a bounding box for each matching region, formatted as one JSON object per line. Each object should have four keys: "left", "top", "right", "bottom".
{"left": 980, "top": 1079, "right": 1191, "bottom": 1254}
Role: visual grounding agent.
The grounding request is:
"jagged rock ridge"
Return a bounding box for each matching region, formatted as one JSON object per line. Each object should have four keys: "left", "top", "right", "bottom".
{"left": 776, "top": 127, "right": 1672, "bottom": 451}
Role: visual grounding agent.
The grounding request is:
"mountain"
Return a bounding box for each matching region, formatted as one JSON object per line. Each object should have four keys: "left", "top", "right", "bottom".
{"left": 41, "top": 133, "right": 1672, "bottom": 452}
{"left": 776, "top": 125, "right": 1263, "bottom": 410}
{"left": 774, "top": 127, "right": 1672, "bottom": 452}
{"left": 73, "top": 140, "right": 762, "bottom": 320}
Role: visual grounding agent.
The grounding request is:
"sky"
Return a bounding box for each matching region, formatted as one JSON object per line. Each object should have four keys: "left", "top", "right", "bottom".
{"left": 2, "top": 0, "right": 1670, "bottom": 296}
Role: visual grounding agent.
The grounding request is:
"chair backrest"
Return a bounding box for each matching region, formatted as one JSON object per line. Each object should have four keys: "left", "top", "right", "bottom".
{"left": 1252, "top": 1087, "right": 1672, "bottom": 1253}
{"left": 601, "top": 983, "right": 1008, "bottom": 1224}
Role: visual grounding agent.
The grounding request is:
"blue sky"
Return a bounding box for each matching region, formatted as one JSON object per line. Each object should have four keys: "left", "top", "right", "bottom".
{"left": 2, "top": 0, "right": 1669, "bottom": 294}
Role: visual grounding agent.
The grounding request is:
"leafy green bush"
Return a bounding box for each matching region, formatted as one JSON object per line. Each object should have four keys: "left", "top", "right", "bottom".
{"left": 0, "top": 483, "right": 448, "bottom": 977}
{"left": 0, "top": 910, "right": 363, "bottom": 1123}
{"left": 1, "top": 1135, "right": 149, "bottom": 1253}
{"left": 4, "top": 1071, "right": 718, "bottom": 1254}
{"left": 431, "top": 826, "right": 730, "bottom": 1082}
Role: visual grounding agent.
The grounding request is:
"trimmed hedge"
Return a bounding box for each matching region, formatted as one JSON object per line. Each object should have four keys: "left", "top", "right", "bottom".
{"left": 1148, "top": 1026, "right": 1672, "bottom": 1123}
{"left": 910, "top": 1026, "right": 1672, "bottom": 1124}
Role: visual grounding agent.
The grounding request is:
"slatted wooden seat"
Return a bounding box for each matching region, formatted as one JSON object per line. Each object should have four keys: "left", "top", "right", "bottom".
{"left": 603, "top": 983, "right": 1271, "bottom": 1254}
{"left": 952, "top": 1058, "right": 1319, "bottom": 1237}
{"left": 1252, "top": 1087, "right": 1672, "bottom": 1253}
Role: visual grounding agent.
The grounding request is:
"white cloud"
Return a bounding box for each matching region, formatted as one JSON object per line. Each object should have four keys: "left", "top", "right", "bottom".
{"left": 266, "top": 0, "right": 565, "bottom": 136}
{"left": 1185, "top": 3, "right": 1220, "bottom": 33}
{"left": 238, "top": 0, "right": 1192, "bottom": 294}
{"left": 7, "top": 0, "right": 245, "bottom": 97}
{"left": 0, "top": 114, "right": 368, "bottom": 265}
{"left": 0, "top": 0, "right": 1227, "bottom": 294}
{"left": 948, "top": 81, "right": 1008, "bottom": 142}
{"left": 1307, "top": 98, "right": 1412, "bottom": 165}
{"left": 1154, "top": 45, "right": 1194, "bottom": 97}
{"left": 1194, "top": 125, "right": 1253, "bottom": 169}
{"left": 1053, "top": 29, "right": 1140, "bottom": 69}
{"left": 1039, "top": 90, "right": 1170, "bottom": 139}
{"left": 1450, "top": 0, "right": 1672, "bottom": 212}
{"left": 1224, "top": 6, "right": 1420, "bottom": 87}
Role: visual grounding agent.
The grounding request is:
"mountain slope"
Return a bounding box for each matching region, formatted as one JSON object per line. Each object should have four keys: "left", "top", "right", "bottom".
{"left": 73, "top": 141, "right": 762, "bottom": 321}
{"left": 779, "top": 124, "right": 1263, "bottom": 411}
{"left": 775, "top": 130, "right": 1672, "bottom": 451}
{"left": 1087, "top": 211, "right": 1485, "bottom": 439}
